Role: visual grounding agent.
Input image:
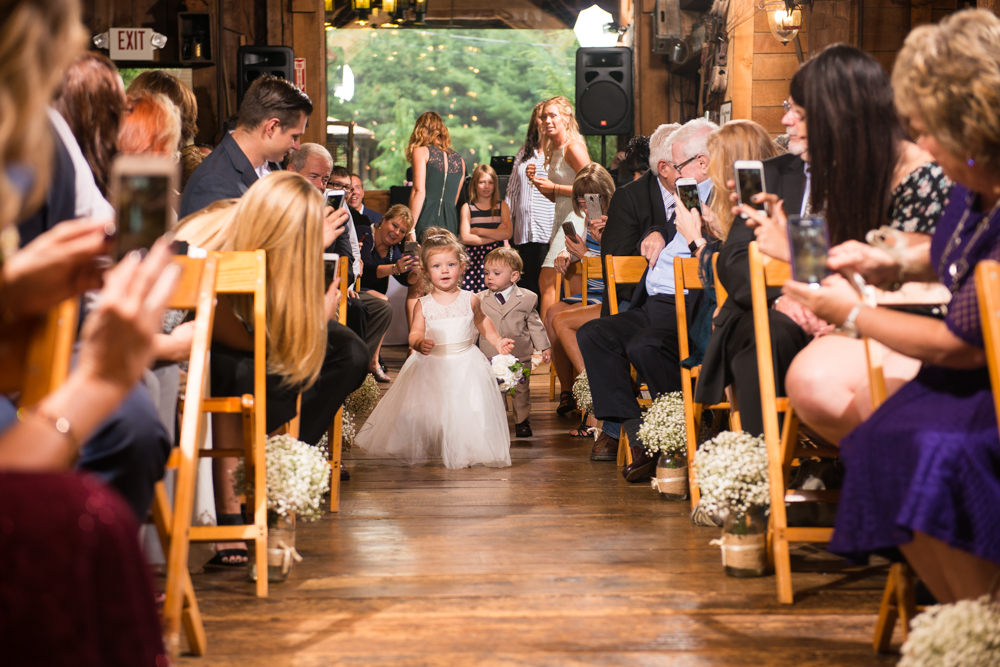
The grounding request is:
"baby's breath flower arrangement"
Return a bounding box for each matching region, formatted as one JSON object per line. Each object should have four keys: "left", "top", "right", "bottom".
{"left": 341, "top": 408, "right": 357, "bottom": 447}
{"left": 345, "top": 374, "right": 381, "bottom": 422}
{"left": 696, "top": 431, "right": 770, "bottom": 576}
{"left": 637, "top": 392, "right": 686, "bottom": 458}
{"left": 234, "top": 434, "right": 330, "bottom": 522}
{"left": 899, "top": 595, "right": 1000, "bottom": 667}
{"left": 693, "top": 430, "right": 770, "bottom": 520}
{"left": 572, "top": 370, "right": 593, "bottom": 413}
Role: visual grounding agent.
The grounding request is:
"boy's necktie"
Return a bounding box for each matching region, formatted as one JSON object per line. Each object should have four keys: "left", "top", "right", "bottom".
{"left": 496, "top": 293, "right": 505, "bottom": 305}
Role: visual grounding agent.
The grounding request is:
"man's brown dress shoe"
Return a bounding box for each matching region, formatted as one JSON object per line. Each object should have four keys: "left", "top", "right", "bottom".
{"left": 622, "top": 444, "right": 656, "bottom": 482}
{"left": 590, "top": 433, "right": 618, "bottom": 461}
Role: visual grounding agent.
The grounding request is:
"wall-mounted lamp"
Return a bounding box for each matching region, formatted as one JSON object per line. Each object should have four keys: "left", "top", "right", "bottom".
{"left": 759, "top": 0, "right": 803, "bottom": 44}
{"left": 351, "top": 0, "right": 426, "bottom": 26}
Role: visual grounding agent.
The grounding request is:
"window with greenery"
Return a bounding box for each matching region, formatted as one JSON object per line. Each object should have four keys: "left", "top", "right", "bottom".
{"left": 327, "top": 28, "right": 596, "bottom": 189}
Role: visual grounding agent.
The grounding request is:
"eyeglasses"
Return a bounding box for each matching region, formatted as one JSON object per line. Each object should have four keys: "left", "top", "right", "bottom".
{"left": 782, "top": 100, "right": 805, "bottom": 121}
{"left": 330, "top": 182, "right": 354, "bottom": 192}
{"left": 672, "top": 154, "right": 700, "bottom": 173}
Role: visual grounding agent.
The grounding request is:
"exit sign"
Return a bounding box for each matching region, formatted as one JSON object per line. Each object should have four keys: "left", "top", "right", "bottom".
{"left": 109, "top": 28, "right": 155, "bottom": 60}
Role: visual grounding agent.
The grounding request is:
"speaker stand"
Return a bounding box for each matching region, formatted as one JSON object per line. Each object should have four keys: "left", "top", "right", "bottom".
{"left": 601, "top": 135, "right": 607, "bottom": 169}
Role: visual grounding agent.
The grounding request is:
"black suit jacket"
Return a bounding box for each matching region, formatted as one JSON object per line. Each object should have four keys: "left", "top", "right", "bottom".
{"left": 18, "top": 125, "right": 76, "bottom": 246}
{"left": 600, "top": 170, "right": 674, "bottom": 316}
{"left": 763, "top": 153, "right": 807, "bottom": 217}
{"left": 179, "top": 132, "right": 279, "bottom": 217}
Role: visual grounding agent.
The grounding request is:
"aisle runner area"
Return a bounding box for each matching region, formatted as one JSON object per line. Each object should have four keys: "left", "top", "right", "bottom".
{"left": 179, "top": 345, "right": 897, "bottom": 666}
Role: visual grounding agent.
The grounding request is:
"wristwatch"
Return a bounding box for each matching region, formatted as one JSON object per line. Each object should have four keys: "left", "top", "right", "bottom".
{"left": 840, "top": 304, "right": 866, "bottom": 338}
{"left": 688, "top": 238, "right": 707, "bottom": 255}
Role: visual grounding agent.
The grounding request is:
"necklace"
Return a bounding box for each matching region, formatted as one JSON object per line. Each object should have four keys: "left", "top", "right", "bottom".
{"left": 937, "top": 191, "right": 1000, "bottom": 294}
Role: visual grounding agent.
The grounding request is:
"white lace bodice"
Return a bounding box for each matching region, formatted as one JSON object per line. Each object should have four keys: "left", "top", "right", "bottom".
{"left": 420, "top": 290, "right": 479, "bottom": 351}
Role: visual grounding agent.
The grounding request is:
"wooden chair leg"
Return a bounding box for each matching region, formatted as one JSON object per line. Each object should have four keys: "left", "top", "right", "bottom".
{"left": 617, "top": 429, "right": 634, "bottom": 467}
{"left": 770, "top": 407, "right": 800, "bottom": 605}
{"left": 180, "top": 567, "right": 207, "bottom": 656}
{"left": 241, "top": 399, "right": 268, "bottom": 598}
{"left": 549, "top": 365, "right": 557, "bottom": 401}
{"left": 329, "top": 407, "right": 344, "bottom": 512}
{"left": 874, "top": 569, "right": 901, "bottom": 653}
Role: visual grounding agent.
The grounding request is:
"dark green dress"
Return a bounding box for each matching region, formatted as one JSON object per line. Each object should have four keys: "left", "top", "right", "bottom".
{"left": 415, "top": 145, "right": 465, "bottom": 241}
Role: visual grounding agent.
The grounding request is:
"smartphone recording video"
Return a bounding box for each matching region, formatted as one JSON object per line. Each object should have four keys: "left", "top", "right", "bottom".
{"left": 562, "top": 221, "right": 581, "bottom": 244}
{"left": 734, "top": 160, "right": 766, "bottom": 211}
{"left": 676, "top": 177, "right": 702, "bottom": 214}
{"left": 325, "top": 189, "right": 346, "bottom": 211}
{"left": 108, "top": 155, "right": 178, "bottom": 262}
{"left": 787, "top": 215, "right": 832, "bottom": 285}
{"left": 323, "top": 253, "right": 340, "bottom": 291}
{"left": 584, "top": 193, "right": 603, "bottom": 223}
{"left": 403, "top": 241, "right": 419, "bottom": 259}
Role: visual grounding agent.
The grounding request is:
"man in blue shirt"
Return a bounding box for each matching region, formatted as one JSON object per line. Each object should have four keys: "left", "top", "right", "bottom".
{"left": 578, "top": 119, "right": 716, "bottom": 483}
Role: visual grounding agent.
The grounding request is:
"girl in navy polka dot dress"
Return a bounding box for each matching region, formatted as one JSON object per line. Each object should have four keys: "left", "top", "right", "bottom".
{"left": 459, "top": 164, "right": 513, "bottom": 292}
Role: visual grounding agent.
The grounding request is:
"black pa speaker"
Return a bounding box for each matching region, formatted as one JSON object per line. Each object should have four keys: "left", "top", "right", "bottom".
{"left": 575, "top": 47, "right": 633, "bottom": 136}
{"left": 237, "top": 45, "right": 295, "bottom": 109}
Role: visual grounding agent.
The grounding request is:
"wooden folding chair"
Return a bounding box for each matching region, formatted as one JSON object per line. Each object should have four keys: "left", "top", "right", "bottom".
{"left": 152, "top": 254, "right": 218, "bottom": 660}
{"left": 748, "top": 242, "right": 841, "bottom": 604}
{"left": 674, "top": 255, "right": 735, "bottom": 509}
{"left": 549, "top": 260, "right": 580, "bottom": 400}
{"left": 0, "top": 298, "right": 78, "bottom": 406}
{"left": 328, "top": 257, "right": 351, "bottom": 512}
{"left": 169, "top": 251, "right": 270, "bottom": 601}
{"left": 603, "top": 254, "right": 650, "bottom": 466}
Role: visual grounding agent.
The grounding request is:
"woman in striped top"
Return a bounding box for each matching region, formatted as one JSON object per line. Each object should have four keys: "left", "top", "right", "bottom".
{"left": 459, "top": 164, "right": 512, "bottom": 292}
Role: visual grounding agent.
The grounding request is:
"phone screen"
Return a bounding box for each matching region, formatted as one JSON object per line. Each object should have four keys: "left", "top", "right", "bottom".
{"left": 737, "top": 167, "right": 765, "bottom": 210}
{"left": 326, "top": 192, "right": 345, "bottom": 210}
{"left": 114, "top": 174, "right": 170, "bottom": 261}
{"left": 677, "top": 184, "right": 701, "bottom": 213}
{"left": 323, "top": 253, "right": 339, "bottom": 291}
{"left": 584, "top": 193, "right": 603, "bottom": 222}
{"left": 787, "top": 216, "right": 831, "bottom": 285}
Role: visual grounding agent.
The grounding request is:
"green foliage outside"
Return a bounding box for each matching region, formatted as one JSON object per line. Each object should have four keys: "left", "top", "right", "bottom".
{"left": 327, "top": 28, "right": 603, "bottom": 189}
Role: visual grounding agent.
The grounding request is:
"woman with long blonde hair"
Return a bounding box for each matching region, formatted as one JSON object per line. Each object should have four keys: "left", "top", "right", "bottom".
{"left": 171, "top": 171, "right": 369, "bottom": 565}
{"left": 407, "top": 111, "right": 466, "bottom": 240}
{"left": 705, "top": 120, "right": 780, "bottom": 239}
{"left": 528, "top": 95, "right": 590, "bottom": 321}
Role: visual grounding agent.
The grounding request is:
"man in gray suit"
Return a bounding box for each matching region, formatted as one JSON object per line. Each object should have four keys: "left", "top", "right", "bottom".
{"left": 477, "top": 248, "right": 550, "bottom": 438}
{"left": 180, "top": 74, "right": 312, "bottom": 217}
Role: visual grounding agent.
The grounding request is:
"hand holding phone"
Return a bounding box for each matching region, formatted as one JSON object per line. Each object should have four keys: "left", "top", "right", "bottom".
{"left": 325, "top": 189, "right": 347, "bottom": 211}
{"left": 108, "top": 154, "right": 179, "bottom": 262}
{"left": 584, "top": 193, "right": 604, "bottom": 224}
{"left": 323, "top": 253, "right": 340, "bottom": 291}
{"left": 675, "top": 178, "right": 702, "bottom": 214}
{"left": 562, "top": 221, "right": 582, "bottom": 244}
{"left": 734, "top": 160, "right": 767, "bottom": 211}
{"left": 787, "top": 215, "right": 831, "bottom": 285}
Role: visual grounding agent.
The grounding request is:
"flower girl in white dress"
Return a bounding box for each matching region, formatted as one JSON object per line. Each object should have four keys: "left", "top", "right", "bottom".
{"left": 355, "top": 228, "right": 515, "bottom": 468}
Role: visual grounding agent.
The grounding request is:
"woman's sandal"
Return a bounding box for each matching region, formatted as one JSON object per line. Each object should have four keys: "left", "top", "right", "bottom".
{"left": 204, "top": 548, "right": 249, "bottom": 568}
{"left": 372, "top": 367, "right": 391, "bottom": 383}
{"left": 569, "top": 425, "right": 597, "bottom": 438}
{"left": 555, "top": 391, "right": 576, "bottom": 416}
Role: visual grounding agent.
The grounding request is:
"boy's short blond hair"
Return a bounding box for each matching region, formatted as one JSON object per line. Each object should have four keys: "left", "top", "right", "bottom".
{"left": 483, "top": 247, "right": 523, "bottom": 276}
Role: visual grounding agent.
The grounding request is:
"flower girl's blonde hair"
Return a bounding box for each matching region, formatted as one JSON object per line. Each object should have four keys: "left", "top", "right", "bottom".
{"left": 419, "top": 227, "right": 467, "bottom": 291}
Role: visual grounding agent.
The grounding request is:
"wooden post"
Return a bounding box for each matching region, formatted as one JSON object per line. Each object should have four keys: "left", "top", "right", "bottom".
{"left": 291, "top": 0, "right": 328, "bottom": 146}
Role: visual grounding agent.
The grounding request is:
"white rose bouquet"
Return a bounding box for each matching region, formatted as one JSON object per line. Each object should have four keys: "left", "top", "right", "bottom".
{"left": 491, "top": 354, "right": 528, "bottom": 395}
{"left": 233, "top": 434, "right": 331, "bottom": 522}
{"left": 572, "top": 370, "right": 593, "bottom": 413}
{"left": 900, "top": 595, "right": 1000, "bottom": 667}
{"left": 693, "top": 430, "right": 770, "bottom": 520}
{"left": 637, "top": 392, "right": 686, "bottom": 458}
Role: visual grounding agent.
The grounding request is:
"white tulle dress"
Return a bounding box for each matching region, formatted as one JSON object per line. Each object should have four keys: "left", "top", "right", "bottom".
{"left": 354, "top": 290, "right": 512, "bottom": 468}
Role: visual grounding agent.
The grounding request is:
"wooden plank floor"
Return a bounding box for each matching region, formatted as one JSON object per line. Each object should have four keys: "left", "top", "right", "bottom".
{"left": 178, "top": 345, "right": 899, "bottom": 666}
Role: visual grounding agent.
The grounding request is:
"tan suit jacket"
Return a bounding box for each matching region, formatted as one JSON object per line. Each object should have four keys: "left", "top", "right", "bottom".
{"left": 477, "top": 285, "right": 550, "bottom": 424}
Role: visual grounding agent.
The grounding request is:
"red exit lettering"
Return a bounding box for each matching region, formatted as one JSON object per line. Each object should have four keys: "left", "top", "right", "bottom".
{"left": 117, "top": 30, "right": 144, "bottom": 51}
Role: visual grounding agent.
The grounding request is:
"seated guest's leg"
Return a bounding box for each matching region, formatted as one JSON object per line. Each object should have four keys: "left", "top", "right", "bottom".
{"left": 785, "top": 335, "right": 919, "bottom": 442}
{"left": 555, "top": 304, "right": 601, "bottom": 375}
{"left": 902, "top": 531, "right": 1000, "bottom": 604}
{"left": 76, "top": 384, "right": 171, "bottom": 520}
{"left": 345, "top": 296, "right": 368, "bottom": 347}
{"left": 359, "top": 290, "right": 393, "bottom": 373}
{"left": 717, "top": 311, "right": 810, "bottom": 438}
{"left": 538, "top": 268, "right": 557, "bottom": 321}
{"left": 298, "top": 322, "right": 370, "bottom": 446}
{"left": 0, "top": 472, "right": 166, "bottom": 664}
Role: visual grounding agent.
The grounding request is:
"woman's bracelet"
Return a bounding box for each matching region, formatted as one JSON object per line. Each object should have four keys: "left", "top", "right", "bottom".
{"left": 16, "top": 406, "right": 81, "bottom": 462}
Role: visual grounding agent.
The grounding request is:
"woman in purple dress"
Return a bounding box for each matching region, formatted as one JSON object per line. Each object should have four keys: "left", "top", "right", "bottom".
{"left": 781, "top": 9, "right": 1000, "bottom": 604}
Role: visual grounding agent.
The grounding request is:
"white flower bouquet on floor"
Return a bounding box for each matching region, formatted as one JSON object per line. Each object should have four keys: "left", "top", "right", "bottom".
{"left": 234, "top": 434, "right": 331, "bottom": 522}
{"left": 637, "top": 392, "right": 686, "bottom": 458}
{"left": 491, "top": 354, "right": 528, "bottom": 395}
{"left": 572, "top": 370, "right": 593, "bottom": 413}
{"left": 900, "top": 595, "right": 1000, "bottom": 667}
{"left": 693, "top": 430, "right": 770, "bottom": 520}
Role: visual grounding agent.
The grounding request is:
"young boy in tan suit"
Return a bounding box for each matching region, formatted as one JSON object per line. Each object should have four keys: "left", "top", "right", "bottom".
{"left": 477, "top": 247, "right": 551, "bottom": 438}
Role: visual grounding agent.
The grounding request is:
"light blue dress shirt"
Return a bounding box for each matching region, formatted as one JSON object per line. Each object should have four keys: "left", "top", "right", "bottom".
{"left": 643, "top": 180, "right": 714, "bottom": 297}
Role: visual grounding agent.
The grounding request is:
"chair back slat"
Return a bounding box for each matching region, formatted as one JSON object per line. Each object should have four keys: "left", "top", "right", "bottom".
{"left": 337, "top": 257, "right": 349, "bottom": 326}
{"left": 0, "top": 299, "right": 79, "bottom": 407}
{"left": 976, "top": 260, "right": 1000, "bottom": 437}
{"left": 604, "top": 255, "right": 649, "bottom": 315}
{"left": 168, "top": 256, "right": 207, "bottom": 310}
{"left": 673, "top": 256, "right": 701, "bottom": 363}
